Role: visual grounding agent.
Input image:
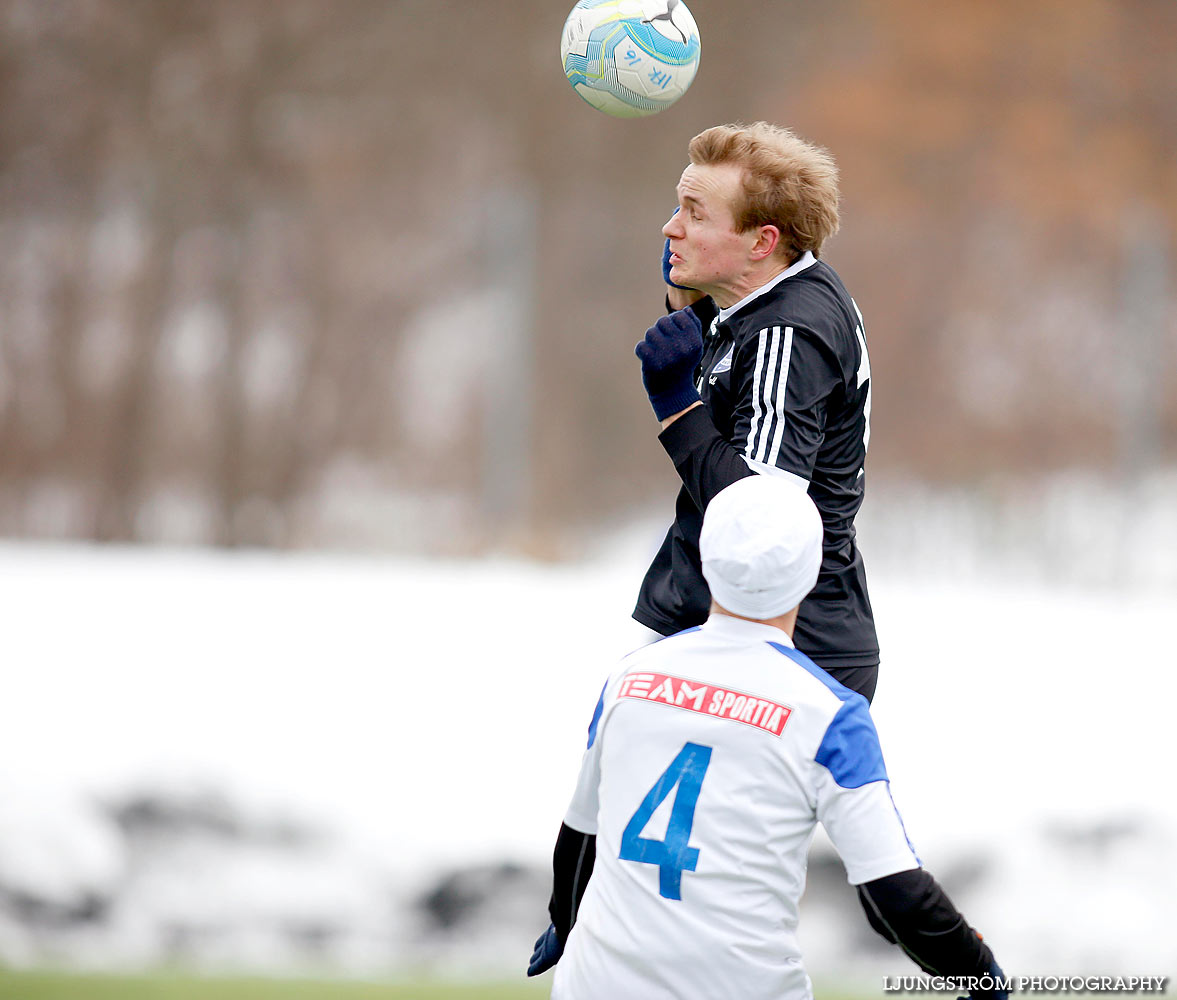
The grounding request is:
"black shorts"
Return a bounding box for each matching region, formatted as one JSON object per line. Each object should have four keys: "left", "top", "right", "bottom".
{"left": 823, "top": 663, "right": 878, "bottom": 704}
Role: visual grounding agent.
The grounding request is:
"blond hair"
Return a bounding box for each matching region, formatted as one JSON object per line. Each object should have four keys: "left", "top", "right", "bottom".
{"left": 688, "top": 122, "right": 840, "bottom": 259}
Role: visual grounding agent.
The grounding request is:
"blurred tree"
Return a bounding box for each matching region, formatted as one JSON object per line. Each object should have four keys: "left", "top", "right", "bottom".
{"left": 0, "top": 0, "right": 1173, "bottom": 552}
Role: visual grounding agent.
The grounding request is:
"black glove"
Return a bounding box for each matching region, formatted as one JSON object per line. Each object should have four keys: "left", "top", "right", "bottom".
{"left": 662, "top": 208, "right": 695, "bottom": 290}
{"left": 526, "top": 922, "right": 564, "bottom": 977}
{"left": 635, "top": 308, "right": 703, "bottom": 421}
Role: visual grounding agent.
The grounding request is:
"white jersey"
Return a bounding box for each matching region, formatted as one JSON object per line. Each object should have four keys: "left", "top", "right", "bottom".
{"left": 553, "top": 615, "right": 920, "bottom": 1000}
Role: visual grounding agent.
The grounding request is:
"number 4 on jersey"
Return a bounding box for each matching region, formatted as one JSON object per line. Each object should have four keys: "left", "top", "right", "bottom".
{"left": 619, "top": 742, "right": 712, "bottom": 900}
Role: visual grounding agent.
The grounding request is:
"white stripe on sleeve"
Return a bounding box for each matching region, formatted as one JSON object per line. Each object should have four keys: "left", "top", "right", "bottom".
{"left": 745, "top": 328, "right": 770, "bottom": 462}
{"left": 756, "top": 327, "right": 782, "bottom": 464}
{"left": 764, "top": 326, "right": 795, "bottom": 467}
{"left": 745, "top": 326, "right": 794, "bottom": 467}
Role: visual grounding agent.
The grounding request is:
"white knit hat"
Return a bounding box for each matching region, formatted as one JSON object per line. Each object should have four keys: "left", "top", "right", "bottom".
{"left": 700, "top": 475, "right": 824, "bottom": 619}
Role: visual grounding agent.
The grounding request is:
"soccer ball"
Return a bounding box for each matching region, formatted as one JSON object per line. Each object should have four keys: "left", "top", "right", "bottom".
{"left": 560, "top": 0, "right": 702, "bottom": 118}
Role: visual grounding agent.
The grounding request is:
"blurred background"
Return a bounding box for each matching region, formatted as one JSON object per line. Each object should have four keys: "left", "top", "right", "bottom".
{"left": 2, "top": 0, "right": 1175, "bottom": 995}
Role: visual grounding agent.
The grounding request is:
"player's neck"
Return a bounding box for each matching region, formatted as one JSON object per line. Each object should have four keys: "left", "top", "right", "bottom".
{"left": 709, "top": 603, "right": 797, "bottom": 640}
{"left": 710, "top": 258, "right": 793, "bottom": 310}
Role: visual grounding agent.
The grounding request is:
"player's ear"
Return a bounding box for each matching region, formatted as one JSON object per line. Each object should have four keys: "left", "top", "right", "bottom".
{"left": 750, "top": 225, "right": 781, "bottom": 262}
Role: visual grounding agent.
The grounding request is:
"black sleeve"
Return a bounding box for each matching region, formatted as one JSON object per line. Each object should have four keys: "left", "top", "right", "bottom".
{"left": 547, "top": 822, "right": 596, "bottom": 943}
{"left": 858, "top": 869, "right": 999, "bottom": 995}
{"left": 658, "top": 403, "right": 755, "bottom": 514}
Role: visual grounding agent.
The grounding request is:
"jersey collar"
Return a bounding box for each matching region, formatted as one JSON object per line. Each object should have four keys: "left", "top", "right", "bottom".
{"left": 702, "top": 612, "right": 796, "bottom": 647}
{"left": 718, "top": 251, "right": 818, "bottom": 324}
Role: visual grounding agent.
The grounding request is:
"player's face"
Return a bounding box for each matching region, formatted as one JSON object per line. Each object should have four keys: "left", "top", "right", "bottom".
{"left": 663, "top": 162, "right": 759, "bottom": 308}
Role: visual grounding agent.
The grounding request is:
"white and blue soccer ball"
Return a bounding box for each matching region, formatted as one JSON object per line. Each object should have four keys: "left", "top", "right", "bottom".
{"left": 560, "top": 0, "right": 702, "bottom": 118}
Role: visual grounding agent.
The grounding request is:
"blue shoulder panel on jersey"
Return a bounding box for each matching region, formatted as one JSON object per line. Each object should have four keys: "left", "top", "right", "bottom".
{"left": 814, "top": 698, "right": 888, "bottom": 789}
{"left": 767, "top": 641, "right": 887, "bottom": 789}
{"left": 586, "top": 680, "right": 608, "bottom": 749}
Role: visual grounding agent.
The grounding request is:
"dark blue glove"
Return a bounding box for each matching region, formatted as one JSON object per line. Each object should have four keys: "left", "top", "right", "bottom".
{"left": 962, "top": 959, "right": 1008, "bottom": 1000}
{"left": 526, "top": 922, "right": 563, "bottom": 977}
{"left": 662, "top": 209, "right": 695, "bottom": 290}
{"left": 635, "top": 308, "right": 703, "bottom": 421}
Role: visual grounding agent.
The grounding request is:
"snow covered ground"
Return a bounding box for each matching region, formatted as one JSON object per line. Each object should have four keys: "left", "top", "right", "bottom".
{"left": 1, "top": 503, "right": 1175, "bottom": 978}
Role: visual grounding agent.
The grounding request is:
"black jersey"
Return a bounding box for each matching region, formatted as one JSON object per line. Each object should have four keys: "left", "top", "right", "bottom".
{"left": 634, "top": 253, "right": 879, "bottom": 669}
